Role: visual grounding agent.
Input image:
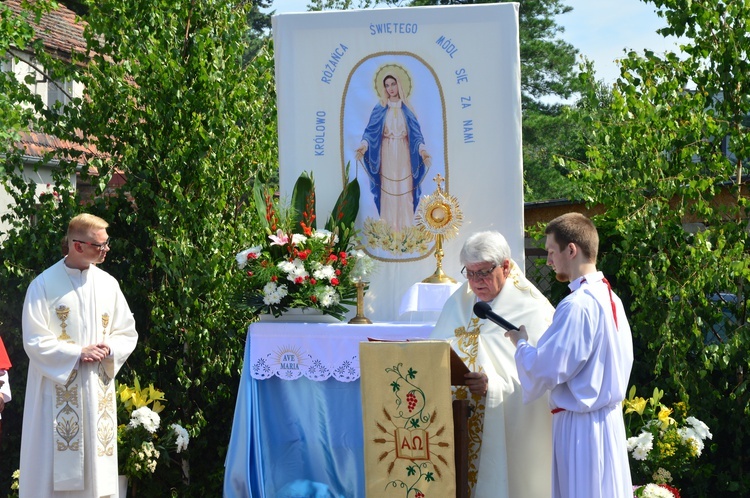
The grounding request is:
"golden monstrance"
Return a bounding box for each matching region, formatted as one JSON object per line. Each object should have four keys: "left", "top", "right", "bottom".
{"left": 414, "top": 173, "right": 463, "bottom": 284}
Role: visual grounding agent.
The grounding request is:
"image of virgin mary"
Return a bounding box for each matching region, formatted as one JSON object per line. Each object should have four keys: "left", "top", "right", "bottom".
{"left": 355, "top": 67, "right": 432, "bottom": 232}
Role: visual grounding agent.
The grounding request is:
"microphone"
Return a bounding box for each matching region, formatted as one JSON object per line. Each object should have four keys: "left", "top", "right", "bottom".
{"left": 473, "top": 301, "right": 519, "bottom": 331}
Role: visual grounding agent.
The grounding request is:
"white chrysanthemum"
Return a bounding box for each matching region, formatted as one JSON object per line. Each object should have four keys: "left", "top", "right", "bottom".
{"left": 640, "top": 483, "right": 675, "bottom": 498}
{"left": 262, "top": 282, "right": 288, "bottom": 305}
{"left": 678, "top": 426, "right": 704, "bottom": 456}
{"left": 278, "top": 258, "right": 308, "bottom": 282}
{"left": 686, "top": 416, "right": 712, "bottom": 440}
{"left": 628, "top": 431, "right": 653, "bottom": 461}
{"left": 312, "top": 229, "right": 337, "bottom": 244}
{"left": 317, "top": 286, "right": 339, "bottom": 308}
{"left": 130, "top": 406, "right": 161, "bottom": 433}
{"left": 171, "top": 423, "right": 190, "bottom": 453}
{"left": 278, "top": 261, "right": 296, "bottom": 273}
{"left": 313, "top": 265, "right": 336, "bottom": 281}
{"left": 235, "top": 246, "right": 262, "bottom": 269}
{"left": 632, "top": 444, "right": 651, "bottom": 461}
{"left": 291, "top": 233, "right": 308, "bottom": 245}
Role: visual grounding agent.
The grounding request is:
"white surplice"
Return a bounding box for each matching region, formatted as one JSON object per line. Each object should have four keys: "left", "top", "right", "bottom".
{"left": 430, "top": 262, "right": 555, "bottom": 498}
{"left": 20, "top": 259, "right": 137, "bottom": 498}
{"left": 515, "top": 271, "right": 634, "bottom": 498}
{"left": 0, "top": 369, "right": 10, "bottom": 418}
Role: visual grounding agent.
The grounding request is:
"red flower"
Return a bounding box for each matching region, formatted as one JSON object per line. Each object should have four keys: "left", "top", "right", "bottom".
{"left": 310, "top": 295, "right": 318, "bottom": 303}
{"left": 415, "top": 492, "right": 424, "bottom": 498}
{"left": 331, "top": 278, "right": 339, "bottom": 286}
{"left": 327, "top": 254, "right": 338, "bottom": 263}
{"left": 246, "top": 271, "right": 253, "bottom": 277}
{"left": 335, "top": 269, "right": 341, "bottom": 276}
{"left": 659, "top": 484, "right": 681, "bottom": 498}
{"left": 294, "top": 276, "right": 305, "bottom": 284}
{"left": 271, "top": 275, "right": 278, "bottom": 282}
{"left": 310, "top": 278, "right": 317, "bottom": 285}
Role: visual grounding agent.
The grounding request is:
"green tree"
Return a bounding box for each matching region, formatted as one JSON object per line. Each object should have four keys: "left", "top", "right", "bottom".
{"left": 0, "top": 0, "right": 278, "bottom": 495}
{"left": 565, "top": 1, "right": 750, "bottom": 495}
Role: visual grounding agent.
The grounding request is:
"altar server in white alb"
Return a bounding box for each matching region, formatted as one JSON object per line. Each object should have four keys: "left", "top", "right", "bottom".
{"left": 506, "top": 213, "right": 634, "bottom": 498}
{"left": 20, "top": 213, "right": 138, "bottom": 498}
{"left": 431, "top": 231, "right": 555, "bottom": 498}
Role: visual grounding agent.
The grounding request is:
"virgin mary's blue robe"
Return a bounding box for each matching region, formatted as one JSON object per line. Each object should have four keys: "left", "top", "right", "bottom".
{"left": 359, "top": 101, "right": 428, "bottom": 214}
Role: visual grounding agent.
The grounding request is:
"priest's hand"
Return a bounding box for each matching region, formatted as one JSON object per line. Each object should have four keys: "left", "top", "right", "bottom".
{"left": 464, "top": 371, "right": 488, "bottom": 396}
{"left": 505, "top": 325, "right": 529, "bottom": 347}
{"left": 80, "top": 344, "right": 110, "bottom": 362}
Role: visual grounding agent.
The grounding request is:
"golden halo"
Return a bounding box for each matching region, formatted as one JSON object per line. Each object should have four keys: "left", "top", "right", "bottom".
{"left": 373, "top": 63, "right": 412, "bottom": 101}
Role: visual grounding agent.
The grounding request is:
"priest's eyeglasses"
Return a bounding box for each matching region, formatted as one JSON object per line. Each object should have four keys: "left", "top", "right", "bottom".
{"left": 461, "top": 264, "right": 497, "bottom": 281}
{"left": 73, "top": 238, "right": 111, "bottom": 251}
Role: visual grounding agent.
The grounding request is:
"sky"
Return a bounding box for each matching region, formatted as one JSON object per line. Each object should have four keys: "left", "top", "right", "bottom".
{"left": 262, "top": 0, "right": 685, "bottom": 85}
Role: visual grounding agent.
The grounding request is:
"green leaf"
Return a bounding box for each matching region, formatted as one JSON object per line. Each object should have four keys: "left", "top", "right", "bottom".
{"left": 325, "top": 163, "right": 360, "bottom": 232}
{"left": 291, "top": 171, "right": 315, "bottom": 231}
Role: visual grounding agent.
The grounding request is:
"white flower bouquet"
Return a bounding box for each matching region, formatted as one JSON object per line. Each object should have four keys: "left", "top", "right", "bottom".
{"left": 235, "top": 171, "right": 366, "bottom": 320}
{"left": 624, "top": 386, "right": 712, "bottom": 497}
{"left": 117, "top": 376, "right": 190, "bottom": 485}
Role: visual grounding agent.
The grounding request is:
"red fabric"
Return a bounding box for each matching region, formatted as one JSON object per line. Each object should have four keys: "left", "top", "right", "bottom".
{"left": 580, "top": 277, "right": 618, "bottom": 329}
{"left": 0, "top": 337, "right": 11, "bottom": 370}
{"left": 602, "top": 277, "right": 618, "bottom": 329}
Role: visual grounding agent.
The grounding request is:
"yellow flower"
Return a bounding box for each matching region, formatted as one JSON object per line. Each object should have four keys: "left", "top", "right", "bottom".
{"left": 657, "top": 406, "right": 675, "bottom": 429}
{"left": 117, "top": 376, "right": 167, "bottom": 414}
{"left": 624, "top": 396, "right": 647, "bottom": 415}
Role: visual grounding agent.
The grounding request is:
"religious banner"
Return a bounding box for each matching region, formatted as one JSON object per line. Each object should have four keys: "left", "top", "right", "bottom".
{"left": 359, "top": 340, "right": 456, "bottom": 498}
{"left": 273, "top": 4, "right": 524, "bottom": 321}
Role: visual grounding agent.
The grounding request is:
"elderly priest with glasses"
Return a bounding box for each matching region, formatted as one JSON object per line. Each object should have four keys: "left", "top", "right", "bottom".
{"left": 430, "top": 230, "right": 555, "bottom": 498}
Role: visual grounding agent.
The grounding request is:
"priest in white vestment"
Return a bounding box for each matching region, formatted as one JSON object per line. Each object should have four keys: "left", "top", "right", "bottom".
{"left": 506, "top": 213, "right": 634, "bottom": 498}
{"left": 20, "top": 213, "right": 138, "bottom": 498}
{"left": 430, "top": 231, "right": 555, "bottom": 498}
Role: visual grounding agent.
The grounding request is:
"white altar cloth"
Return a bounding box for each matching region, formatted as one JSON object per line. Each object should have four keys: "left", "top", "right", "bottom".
{"left": 248, "top": 322, "right": 434, "bottom": 382}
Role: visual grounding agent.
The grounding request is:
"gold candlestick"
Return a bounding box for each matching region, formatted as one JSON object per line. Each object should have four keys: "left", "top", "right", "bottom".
{"left": 348, "top": 280, "right": 372, "bottom": 324}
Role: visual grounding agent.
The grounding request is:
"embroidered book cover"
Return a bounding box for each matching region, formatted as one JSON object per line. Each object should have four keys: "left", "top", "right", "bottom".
{"left": 360, "top": 340, "right": 456, "bottom": 498}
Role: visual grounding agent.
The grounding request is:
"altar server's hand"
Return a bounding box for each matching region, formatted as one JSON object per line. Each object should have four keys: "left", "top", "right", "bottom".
{"left": 505, "top": 325, "right": 528, "bottom": 347}
{"left": 464, "top": 371, "right": 488, "bottom": 396}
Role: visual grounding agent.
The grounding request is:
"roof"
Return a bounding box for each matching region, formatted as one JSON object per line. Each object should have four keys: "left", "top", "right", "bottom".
{"left": 15, "top": 130, "right": 102, "bottom": 168}
{"left": 4, "top": 2, "right": 95, "bottom": 166}
{"left": 3, "top": 0, "right": 87, "bottom": 61}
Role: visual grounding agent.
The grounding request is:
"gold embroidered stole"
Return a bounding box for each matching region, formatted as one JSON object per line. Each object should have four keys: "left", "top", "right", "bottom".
{"left": 44, "top": 262, "right": 117, "bottom": 492}
{"left": 452, "top": 317, "right": 485, "bottom": 497}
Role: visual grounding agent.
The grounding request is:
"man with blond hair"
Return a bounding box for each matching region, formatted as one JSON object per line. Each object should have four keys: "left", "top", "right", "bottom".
{"left": 506, "top": 213, "right": 634, "bottom": 498}
{"left": 20, "top": 213, "right": 138, "bottom": 497}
